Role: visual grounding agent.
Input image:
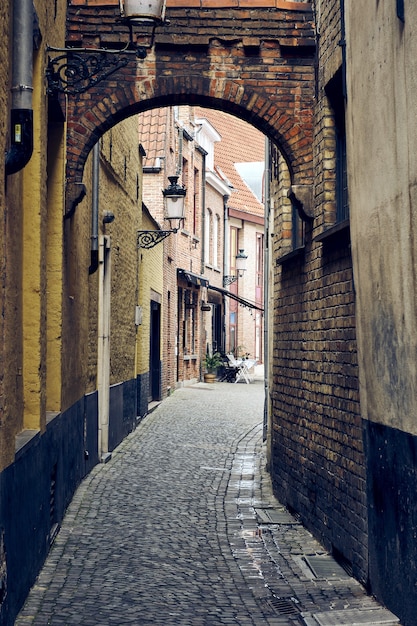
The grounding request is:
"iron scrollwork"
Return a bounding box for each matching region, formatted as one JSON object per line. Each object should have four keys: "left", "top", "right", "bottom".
{"left": 137, "top": 230, "right": 177, "bottom": 249}
{"left": 223, "top": 275, "right": 238, "bottom": 287}
{"left": 46, "top": 50, "right": 140, "bottom": 96}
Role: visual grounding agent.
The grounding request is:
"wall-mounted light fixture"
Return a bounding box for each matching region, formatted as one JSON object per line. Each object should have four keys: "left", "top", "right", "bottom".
{"left": 223, "top": 249, "right": 248, "bottom": 287}
{"left": 119, "top": 0, "right": 166, "bottom": 23}
{"left": 46, "top": 0, "right": 167, "bottom": 95}
{"left": 138, "top": 176, "right": 186, "bottom": 249}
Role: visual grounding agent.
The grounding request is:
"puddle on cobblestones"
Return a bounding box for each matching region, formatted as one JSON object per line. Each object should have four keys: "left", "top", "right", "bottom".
{"left": 240, "top": 528, "right": 263, "bottom": 539}
{"left": 236, "top": 497, "right": 254, "bottom": 505}
{"left": 200, "top": 465, "right": 231, "bottom": 472}
{"left": 237, "top": 480, "right": 255, "bottom": 490}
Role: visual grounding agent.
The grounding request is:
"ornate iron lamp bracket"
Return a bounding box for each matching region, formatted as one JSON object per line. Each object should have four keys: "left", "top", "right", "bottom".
{"left": 223, "top": 275, "right": 238, "bottom": 287}
{"left": 137, "top": 229, "right": 178, "bottom": 249}
{"left": 46, "top": 50, "right": 141, "bottom": 96}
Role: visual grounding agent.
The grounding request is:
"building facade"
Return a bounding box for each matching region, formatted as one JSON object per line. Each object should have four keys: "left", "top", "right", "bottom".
{"left": 2, "top": 2, "right": 417, "bottom": 625}
{"left": 0, "top": 3, "right": 148, "bottom": 623}
{"left": 139, "top": 105, "right": 265, "bottom": 397}
{"left": 269, "top": 0, "right": 366, "bottom": 587}
{"left": 345, "top": 2, "right": 417, "bottom": 622}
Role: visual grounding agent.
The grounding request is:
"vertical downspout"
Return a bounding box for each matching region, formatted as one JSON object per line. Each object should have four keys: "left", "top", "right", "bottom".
{"left": 176, "top": 126, "right": 183, "bottom": 176}
{"left": 199, "top": 150, "right": 206, "bottom": 381}
{"left": 340, "top": 0, "right": 347, "bottom": 100}
{"left": 222, "top": 193, "right": 230, "bottom": 353}
{"left": 263, "top": 138, "right": 271, "bottom": 445}
{"left": 89, "top": 142, "right": 100, "bottom": 274}
{"left": 200, "top": 151, "right": 207, "bottom": 276}
{"left": 223, "top": 195, "right": 229, "bottom": 281}
{"left": 5, "top": 0, "right": 34, "bottom": 176}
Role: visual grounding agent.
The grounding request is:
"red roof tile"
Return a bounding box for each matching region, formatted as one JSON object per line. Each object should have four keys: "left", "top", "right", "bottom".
{"left": 195, "top": 107, "right": 265, "bottom": 217}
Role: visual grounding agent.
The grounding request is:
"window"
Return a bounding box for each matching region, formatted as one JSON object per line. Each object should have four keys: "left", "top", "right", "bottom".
{"left": 255, "top": 233, "right": 264, "bottom": 362}
{"left": 326, "top": 68, "right": 349, "bottom": 224}
{"left": 213, "top": 215, "right": 219, "bottom": 268}
{"left": 255, "top": 233, "right": 264, "bottom": 303}
{"left": 183, "top": 289, "right": 197, "bottom": 355}
{"left": 230, "top": 226, "right": 238, "bottom": 275}
{"left": 182, "top": 157, "right": 189, "bottom": 225}
{"left": 292, "top": 201, "right": 305, "bottom": 249}
{"left": 336, "top": 126, "right": 348, "bottom": 222}
{"left": 271, "top": 141, "right": 305, "bottom": 263}
{"left": 204, "top": 209, "right": 211, "bottom": 264}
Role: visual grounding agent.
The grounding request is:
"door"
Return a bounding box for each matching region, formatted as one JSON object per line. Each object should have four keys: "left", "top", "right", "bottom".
{"left": 149, "top": 300, "right": 161, "bottom": 401}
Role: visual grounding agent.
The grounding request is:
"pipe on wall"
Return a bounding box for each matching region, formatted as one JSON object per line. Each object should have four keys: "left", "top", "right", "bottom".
{"left": 89, "top": 142, "right": 100, "bottom": 275}
{"left": 5, "top": 0, "right": 34, "bottom": 176}
{"left": 263, "top": 137, "right": 271, "bottom": 443}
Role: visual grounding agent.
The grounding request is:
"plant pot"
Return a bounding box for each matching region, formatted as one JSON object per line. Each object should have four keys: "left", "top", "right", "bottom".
{"left": 203, "top": 372, "right": 216, "bottom": 384}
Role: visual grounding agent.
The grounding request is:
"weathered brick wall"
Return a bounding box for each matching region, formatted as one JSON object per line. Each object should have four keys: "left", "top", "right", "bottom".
{"left": 63, "top": 1, "right": 315, "bottom": 196}
{"left": 1, "top": 0, "right": 70, "bottom": 462}
{"left": 0, "top": 2, "right": 12, "bottom": 467}
{"left": 270, "top": 0, "right": 367, "bottom": 584}
{"left": 137, "top": 211, "right": 164, "bottom": 378}
{"left": 99, "top": 118, "right": 141, "bottom": 385}
{"left": 235, "top": 223, "right": 262, "bottom": 360}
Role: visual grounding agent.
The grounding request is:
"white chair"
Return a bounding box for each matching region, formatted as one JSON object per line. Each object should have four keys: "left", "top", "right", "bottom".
{"left": 226, "top": 354, "right": 257, "bottom": 384}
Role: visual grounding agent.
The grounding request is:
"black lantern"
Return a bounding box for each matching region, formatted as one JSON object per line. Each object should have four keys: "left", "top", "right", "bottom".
{"left": 162, "top": 175, "right": 186, "bottom": 228}
{"left": 138, "top": 175, "right": 187, "bottom": 249}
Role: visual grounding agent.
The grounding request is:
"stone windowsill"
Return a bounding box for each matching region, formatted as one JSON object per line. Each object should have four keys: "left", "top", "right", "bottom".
{"left": 276, "top": 245, "right": 305, "bottom": 265}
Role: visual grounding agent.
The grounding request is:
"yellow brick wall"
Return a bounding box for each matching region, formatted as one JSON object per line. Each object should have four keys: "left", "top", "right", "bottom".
{"left": 0, "top": 0, "right": 68, "bottom": 468}
{"left": 137, "top": 212, "right": 164, "bottom": 376}
{"left": 100, "top": 121, "right": 142, "bottom": 385}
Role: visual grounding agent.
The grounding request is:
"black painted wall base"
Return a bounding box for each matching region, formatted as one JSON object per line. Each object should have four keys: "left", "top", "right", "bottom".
{"left": 0, "top": 396, "right": 92, "bottom": 626}
{"left": 108, "top": 379, "right": 137, "bottom": 452}
{"left": 0, "top": 377, "right": 138, "bottom": 626}
{"left": 136, "top": 371, "right": 149, "bottom": 420}
{"left": 364, "top": 420, "right": 417, "bottom": 626}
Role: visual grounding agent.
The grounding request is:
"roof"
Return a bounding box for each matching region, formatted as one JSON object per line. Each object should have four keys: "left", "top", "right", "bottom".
{"left": 138, "top": 108, "right": 168, "bottom": 167}
{"left": 138, "top": 106, "right": 265, "bottom": 219}
{"left": 195, "top": 108, "right": 265, "bottom": 218}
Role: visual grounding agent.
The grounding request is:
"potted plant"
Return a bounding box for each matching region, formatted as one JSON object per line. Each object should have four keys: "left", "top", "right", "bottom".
{"left": 203, "top": 351, "right": 223, "bottom": 383}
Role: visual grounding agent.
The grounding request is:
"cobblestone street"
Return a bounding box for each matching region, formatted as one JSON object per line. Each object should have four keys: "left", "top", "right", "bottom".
{"left": 16, "top": 382, "right": 400, "bottom": 625}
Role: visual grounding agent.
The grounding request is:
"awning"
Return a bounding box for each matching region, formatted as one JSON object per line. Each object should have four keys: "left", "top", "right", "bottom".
{"left": 208, "top": 284, "right": 264, "bottom": 312}
{"left": 177, "top": 269, "right": 209, "bottom": 288}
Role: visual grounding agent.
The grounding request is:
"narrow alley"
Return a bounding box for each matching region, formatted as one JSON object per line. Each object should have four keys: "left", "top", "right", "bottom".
{"left": 15, "top": 381, "right": 399, "bottom": 626}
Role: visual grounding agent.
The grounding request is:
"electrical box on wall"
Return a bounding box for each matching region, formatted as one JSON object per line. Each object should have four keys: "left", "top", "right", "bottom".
{"left": 135, "top": 305, "right": 143, "bottom": 326}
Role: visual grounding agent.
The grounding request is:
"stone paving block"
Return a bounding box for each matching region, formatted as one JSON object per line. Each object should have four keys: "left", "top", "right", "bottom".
{"left": 15, "top": 383, "right": 402, "bottom": 626}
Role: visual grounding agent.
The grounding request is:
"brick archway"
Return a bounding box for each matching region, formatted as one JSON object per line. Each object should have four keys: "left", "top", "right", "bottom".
{"left": 62, "top": 0, "right": 315, "bottom": 210}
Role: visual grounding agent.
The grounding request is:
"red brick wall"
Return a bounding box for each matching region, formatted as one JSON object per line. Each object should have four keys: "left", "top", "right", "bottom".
{"left": 62, "top": 2, "right": 315, "bottom": 196}
{"left": 269, "top": 0, "right": 367, "bottom": 584}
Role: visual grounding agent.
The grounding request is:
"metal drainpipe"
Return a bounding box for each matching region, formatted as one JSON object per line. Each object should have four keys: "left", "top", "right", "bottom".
{"left": 199, "top": 150, "right": 206, "bottom": 381}
{"left": 263, "top": 138, "right": 271, "bottom": 444}
{"left": 222, "top": 193, "right": 230, "bottom": 353}
{"left": 340, "top": 0, "right": 347, "bottom": 100}
{"left": 200, "top": 151, "right": 206, "bottom": 275}
{"left": 89, "top": 142, "right": 100, "bottom": 275}
{"left": 5, "top": 0, "right": 34, "bottom": 176}
{"left": 176, "top": 125, "right": 183, "bottom": 176}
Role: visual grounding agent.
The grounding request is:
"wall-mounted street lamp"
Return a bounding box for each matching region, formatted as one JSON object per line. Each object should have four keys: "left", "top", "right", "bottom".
{"left": 119, "top": 0, "right": 166, "bottom": 22}
{"left": 137, "top": 176, "right": 186, "bottom": 249}
{"left": 223, "top": 249, "right": 248, "bottom": 287}
{"left": 46, "top": 0, "right": 167, "bottom": 95}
